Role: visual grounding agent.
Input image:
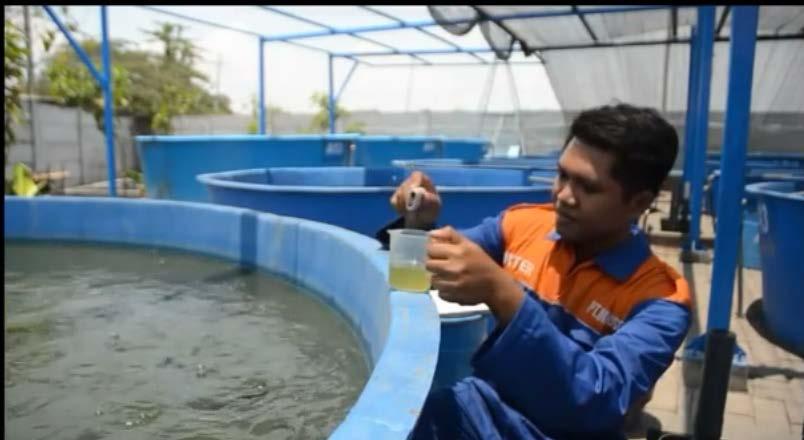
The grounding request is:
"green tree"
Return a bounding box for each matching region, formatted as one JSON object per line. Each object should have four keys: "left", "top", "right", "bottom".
{"left": 4, "top": 18, "right": 26, "bottom": 168}
{"left": 307, "top": 91, "right": 366, "bottom": 134}
{"left": 246, "top": 95, "right": 285, "bottom": 134}
{"left": 38, "top": 21, "right": 231, "bottom": 138}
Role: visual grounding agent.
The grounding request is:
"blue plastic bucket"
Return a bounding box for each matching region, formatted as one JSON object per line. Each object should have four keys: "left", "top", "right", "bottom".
{"left": 745, "top": 180, "right": 804, "bottom": 355}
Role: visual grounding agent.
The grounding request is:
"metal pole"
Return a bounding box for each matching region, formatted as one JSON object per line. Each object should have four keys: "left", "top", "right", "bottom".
{"left": 258, "top": 37, "right": 266, "bottom": 135}
{"left": 477, "top": 61, "right": 497, "bottom": 137}
{"left": 684, "top": 6, "right": 715, "bottom": 253}
{"left": 328, "top": 53, "right": 335, "bottom": 134}
{"left": 262, "top": 6, "right": 673, "bottom": 43}
{"left": 334, "top": 59, "right": 359, "bottom": 102}
{"left": 504, "top": 62, "right": 526, "bottom": 156}
{"left": 660, "top": 9, "right": 673, "bottom": 113}
{"left": 77, "top": 108, "right": 85, "bottom": 184}
{"left": 670, "top": 26, "right": 699, "bottom": 233}
{"left": 23, "top": 6, "right": 38, "bottom": 170}
{"left": 100, "top": 6, "right": 117, "bottom": 197}
{"left": 706, "top": 6, "right": 759, "bottom": 331}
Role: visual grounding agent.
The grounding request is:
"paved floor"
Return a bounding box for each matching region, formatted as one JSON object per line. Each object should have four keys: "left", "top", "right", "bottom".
{"left": 627, "top": 197, "right": 803, "bottom": 440}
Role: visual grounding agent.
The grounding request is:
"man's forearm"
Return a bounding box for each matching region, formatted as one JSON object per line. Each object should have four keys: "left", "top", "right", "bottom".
{"left": 486, "top": 271, "right": 526, "bottom": 326}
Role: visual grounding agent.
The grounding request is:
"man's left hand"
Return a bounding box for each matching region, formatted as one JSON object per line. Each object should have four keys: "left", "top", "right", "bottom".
{"left": 426, "top": 227, "right": 524, "bottom": 323}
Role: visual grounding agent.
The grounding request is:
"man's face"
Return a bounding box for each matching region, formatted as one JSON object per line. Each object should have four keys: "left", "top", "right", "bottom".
{"left": 551, "top": 137, "right": 643, "bottom": 244}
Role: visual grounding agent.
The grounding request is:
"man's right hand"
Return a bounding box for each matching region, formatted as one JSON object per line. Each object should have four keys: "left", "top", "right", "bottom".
{"left": 390, "top": 171, "right": 441, "bottom": 228}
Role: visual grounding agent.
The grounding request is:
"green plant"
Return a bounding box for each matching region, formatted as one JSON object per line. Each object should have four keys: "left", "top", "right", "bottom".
{"left": 5, "top": 18, "right": 26, "bottom": 168}
{"left": 124, "top": 169, "right": 142, "bottom": 184}
{"left": 246, "top": 95, "right": 284, "bottom": 134}
{"left": 345, "top": 120, "right": 367, "bottom": 134}
{"left": 38, "top": 21, "right": 230, "bottom": 137}
{"left": 9, "top": 162, "right": 46, "bottom": 197}
{"left": 307, "top": 91, "right": 354, "bottom": 133}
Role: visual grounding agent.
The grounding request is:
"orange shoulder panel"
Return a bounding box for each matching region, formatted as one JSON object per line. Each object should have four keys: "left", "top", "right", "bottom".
{"left": 627, "top": 257, "right": 693, "bottom": 310}
{"left": 500, "top": 202, "right": 555, "bottom": 244}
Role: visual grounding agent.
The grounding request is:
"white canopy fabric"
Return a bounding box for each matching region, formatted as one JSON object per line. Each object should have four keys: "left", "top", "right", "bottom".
{"left": 429, "top": 6, "right": 804, "bottom": 113}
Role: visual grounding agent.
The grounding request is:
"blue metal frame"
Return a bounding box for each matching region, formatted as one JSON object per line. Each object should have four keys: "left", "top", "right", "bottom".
{"left": 51, "top": 5, "right": 794, "bottom": 190}
{"left": 261, "top": 6, "right": 673, "bottom": 43}
{"left": 258, "top": 37, "right": 266, "bottom": 135}
{"left": 706, "top": 6, "right": 760, "bottom": 331}
{"left": 42, "top": 5, "right": 117, "bottom": 196}
{"left": 684, "top": 6, "right": 716, "bottom": 253}
{"left": 335, "top": 60, "right": 360, "bottom": 102}
{"left": 680, "top": 25, "right": 700, "bottom": 217}
{"left": 328, "top": 54, "right": 336, "bottom": 134}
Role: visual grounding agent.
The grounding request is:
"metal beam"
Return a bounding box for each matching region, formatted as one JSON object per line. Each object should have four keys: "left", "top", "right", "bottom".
{"left": 360, "top": 6, "right": 489, "bottom": 64}
{"left": 685, "top": 6, "right": 716, "bottom": 254}
{"left": 680, "top": 25, "right": 700, "bottom": 224}
{"left": 42, "top": 6, "right": 104, "bottom": 85}
{"left": 258, "top": 38, "right": 266, "bottom": 135}
{"left": 43, "top": 5, "right": 117, "bottom": 196}
{"left": 99, "top": 6, "right": 117, "bottom": 197}
{"left": 572, "top": 6, "right": 598, "bottom": 42}
{"left": 335, "top": 59, "right": 359, "bottom": 102}
{"left": 141, "top": 6, "right": 266, "bottom": 39}
{"left": 360, "top": 61, "right": 543, "bottom": 68}
{"left": 332, "top": 33, "right": 803, "bottom": 58}
{"left": 472, "top": 6, "right": 547, "bottom": 63}
{"left": 259, "top": 6, "right": 430, "bottom": 65}
{"left": 671, "top": 6, "right": 678, "bottom": 39}
{"left": 327, "top": 54, "right": 335, "bottom": 134}
{"left": 262, "top": 6, "right": 674, "bottom": 42}
{"left": 716, "top": 6, "right": 731, "bottom": 38}
{"left": 707, "top": 5, "right": 760, "bottom": 332}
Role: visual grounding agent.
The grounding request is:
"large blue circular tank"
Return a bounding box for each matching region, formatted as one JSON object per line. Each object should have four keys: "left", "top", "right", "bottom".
{"left": 137, "top": 135, "right": 489, "bottom": 202}
{"left": 745, "top": 181, "right": 804, "bottom": 356}
{"left": 4, "top": 196, "right": 441, "bottom": 439}
{"left": 706, "top": 171, "right": 804, "bottom": 269}
{"left": 198, "top": 167, "right": 554, "bottom": 237}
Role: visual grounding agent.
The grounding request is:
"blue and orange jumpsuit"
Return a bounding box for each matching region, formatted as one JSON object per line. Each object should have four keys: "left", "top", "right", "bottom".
{"left": 399, "top": 203, "right": 692, "bottom": 439}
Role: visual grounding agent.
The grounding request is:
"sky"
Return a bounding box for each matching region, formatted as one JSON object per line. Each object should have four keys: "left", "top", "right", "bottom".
{"left": 23, "top": 6, "right": 561, "bottom": 115}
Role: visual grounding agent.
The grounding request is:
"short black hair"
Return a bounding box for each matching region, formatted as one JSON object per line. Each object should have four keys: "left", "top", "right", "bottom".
{"left": 563, "top": 103, "right": 679, "bottom": 198}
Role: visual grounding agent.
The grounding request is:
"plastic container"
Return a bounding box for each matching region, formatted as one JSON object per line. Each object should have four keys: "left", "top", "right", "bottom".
{"left": 706, "top": 171, "right": 804, "bottom": 270}
{"left": 388, "top": 229, "right": 431, "bottom": 293}
{"left": 745, "top": 180, "right": 804, "bottom": 355}
{"left": 4, "top": 195, "right": 441, "bottom": 438}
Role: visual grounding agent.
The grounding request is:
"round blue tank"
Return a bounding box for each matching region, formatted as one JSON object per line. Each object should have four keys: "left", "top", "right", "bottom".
{"left": 706, "top": 152, "right": 804, "bottom": 176}
{"left": 439, "top": 137, "right": 490, "bottom": 161}
{"left": 137, "top": 135, "right": 489, "bottom": 202}
{"left": 745, "top": 181, "right": 804, "bottom": 356}
{"left": 4, "top": 196, "right": 441, "bottom": 439}
{"left": 706, "top": 171, "right": 804, "bottom": 269}
{"left": 137, "top": 134, "right": 356, "bottom": 202}
{"left": 198, "top": 167, "right": 554, "bottom": 237}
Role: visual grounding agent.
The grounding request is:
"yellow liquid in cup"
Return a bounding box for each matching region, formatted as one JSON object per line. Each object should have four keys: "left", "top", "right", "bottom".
{"left": 389, "top": 263, "right": 431, "bottom": 292}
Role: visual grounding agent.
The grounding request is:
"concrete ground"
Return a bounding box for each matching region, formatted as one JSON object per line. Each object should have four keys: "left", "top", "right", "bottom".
{"left": 627, "top": 194, "right": 803, "bottom": 440}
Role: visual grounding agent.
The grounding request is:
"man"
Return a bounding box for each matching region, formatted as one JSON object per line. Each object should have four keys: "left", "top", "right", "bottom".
{"left": 381, "top": 104, "right": 691, "bottom": 439}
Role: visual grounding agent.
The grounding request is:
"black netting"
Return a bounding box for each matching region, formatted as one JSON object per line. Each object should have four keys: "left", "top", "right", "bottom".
{"left": 480, "top": 20, "right": 514, "bottom": 60}
{"left": 427, "top": 6, "right": 478, "bottom": 35}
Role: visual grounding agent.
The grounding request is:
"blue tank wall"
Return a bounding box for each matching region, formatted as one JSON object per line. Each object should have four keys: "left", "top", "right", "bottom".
{"left": 137, "top": 135, "right": 489, "bottom": 202}
{"left": 198, "top": 167, "right": 554, "bottom": 236}
{"left": 4, "top": 196, "right": 441, "bottom": 439}
{"left": 706, "top": 172, "right": 804, "bottom": 270}
{"left": 746, "top": 181, "right": 804, "bottom": 356}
